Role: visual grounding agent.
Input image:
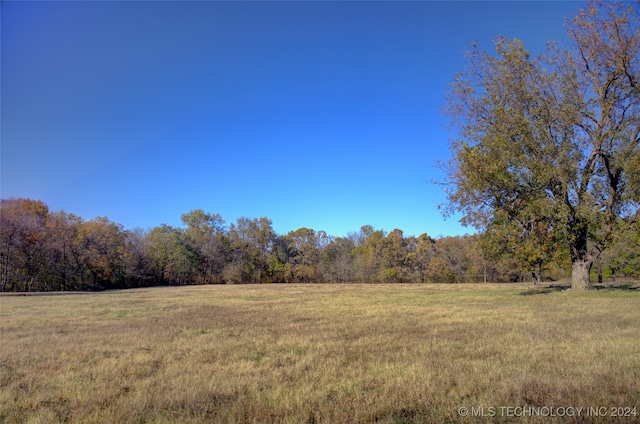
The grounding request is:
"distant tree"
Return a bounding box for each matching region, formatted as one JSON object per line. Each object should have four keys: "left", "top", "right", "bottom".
{"left": 0, "top": 198, "right": 49, "bottom": 291}
{"left": 427, "top": 236, "right": 472, "bottom": 283}
{"left": 181, "top": 209, "right": 227, "bottom": 284}
{"left": 443, "top": 1, "right": 640, "bottom": 290}
{"left": 351, "top": 226, "right": 385, "bottom": 283}
{"left": 322, "top": 237, "right": 355, "bottom": 283}
{"left": 44, "top": 210, "right": 83, "bottom": 290}
{"left": 380, "top": 229, "right": 408, "bottom": 283}
{"left": 146, "top": 225, "right": 199, "bottom": 285}
{"left": 405, "top": 233, "right": 437, "bottom": 283}
{"left": 347, "top": 225, "right": 373, "bottom": 248}
{"left": 121, "top": 227, "right": 153, "bottom": 287}
{"left": 282, "top": 228, "right": 322, "bottom": 283}
{"left": 225, "top": 217, "right": 275, "bottom": 283}
{"left": 74, "top": 217, "right": 129, "bottom": 289}
{"left": 268, "top": 235, "right": 290, "bottom": 282}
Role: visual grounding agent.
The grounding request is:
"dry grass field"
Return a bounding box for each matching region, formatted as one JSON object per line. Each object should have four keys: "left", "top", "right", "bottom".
{"left": 1, "top": 283, "right": 639, "bottom": 423}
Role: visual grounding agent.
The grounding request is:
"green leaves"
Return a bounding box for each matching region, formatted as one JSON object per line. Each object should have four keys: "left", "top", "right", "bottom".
{"left": 443, "top": 1, "right": 640, "bottom": 289}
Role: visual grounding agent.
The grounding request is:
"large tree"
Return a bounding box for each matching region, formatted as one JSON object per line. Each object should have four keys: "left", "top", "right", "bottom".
{"left": 443, "top": 1, "right": 639, "bottom": 290}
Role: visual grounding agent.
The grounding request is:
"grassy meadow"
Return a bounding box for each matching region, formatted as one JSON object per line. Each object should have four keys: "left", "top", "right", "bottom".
{"left": 1, "top": 283, "right": 639, "bottom": 423}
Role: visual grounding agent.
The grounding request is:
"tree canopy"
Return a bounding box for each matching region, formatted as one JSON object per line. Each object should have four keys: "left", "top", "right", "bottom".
{"left": 443, "top": 1, "right": 640, "bottom": 290}
{"left": 1, "top": 197, "right": 639, "bottom": 291}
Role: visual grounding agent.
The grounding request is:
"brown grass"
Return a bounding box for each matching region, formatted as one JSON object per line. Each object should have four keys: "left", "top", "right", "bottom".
{"left": 1, "top": 283, "right": 639, "bottom": 423}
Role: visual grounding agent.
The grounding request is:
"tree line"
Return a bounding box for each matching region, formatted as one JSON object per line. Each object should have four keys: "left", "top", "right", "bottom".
{"left": 2, "top": 197, "right": 638, "bottom": 291}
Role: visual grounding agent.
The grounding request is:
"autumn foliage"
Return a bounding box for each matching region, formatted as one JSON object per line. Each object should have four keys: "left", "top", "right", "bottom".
{"left": 2, "top": 198, "right": 638, "bottom": 291}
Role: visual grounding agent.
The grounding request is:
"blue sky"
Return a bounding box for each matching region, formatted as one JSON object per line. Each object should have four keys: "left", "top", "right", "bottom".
{"left": 2, "top": 1, "right": 584, "bottom": 238}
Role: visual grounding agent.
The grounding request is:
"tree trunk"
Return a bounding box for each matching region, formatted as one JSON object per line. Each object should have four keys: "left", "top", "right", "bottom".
{"left": 571, "top": 259, "right": 592, "bottom": 290}
{"left": 532, "top": 262, "right": 542, "bottom": 286}
{"left": 569, "top": 224, "right": 593, "bottom": 291}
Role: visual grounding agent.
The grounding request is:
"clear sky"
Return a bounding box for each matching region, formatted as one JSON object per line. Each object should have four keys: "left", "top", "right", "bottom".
{"left": 2, "top": 1, "right": 584, "bottom": 238}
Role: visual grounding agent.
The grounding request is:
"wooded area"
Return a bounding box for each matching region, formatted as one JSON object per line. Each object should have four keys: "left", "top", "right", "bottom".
{"left": 1, "top": 197, "right": 638, "bottom": 291}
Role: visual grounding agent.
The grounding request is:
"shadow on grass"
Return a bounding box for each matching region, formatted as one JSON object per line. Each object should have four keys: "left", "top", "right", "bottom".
{"left": 520, "top": 281, "right": 640, "bottom": 295}
{"left": 519, "top": 285, "right": 568, "bottom": 296}
{"left": 592, "top": 283, "right": 640, "bottom": 291}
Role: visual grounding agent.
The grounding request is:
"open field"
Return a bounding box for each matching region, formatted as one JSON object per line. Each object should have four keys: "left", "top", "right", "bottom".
{"left": 1, "top": 283, "right": 639, "bottom": 423}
